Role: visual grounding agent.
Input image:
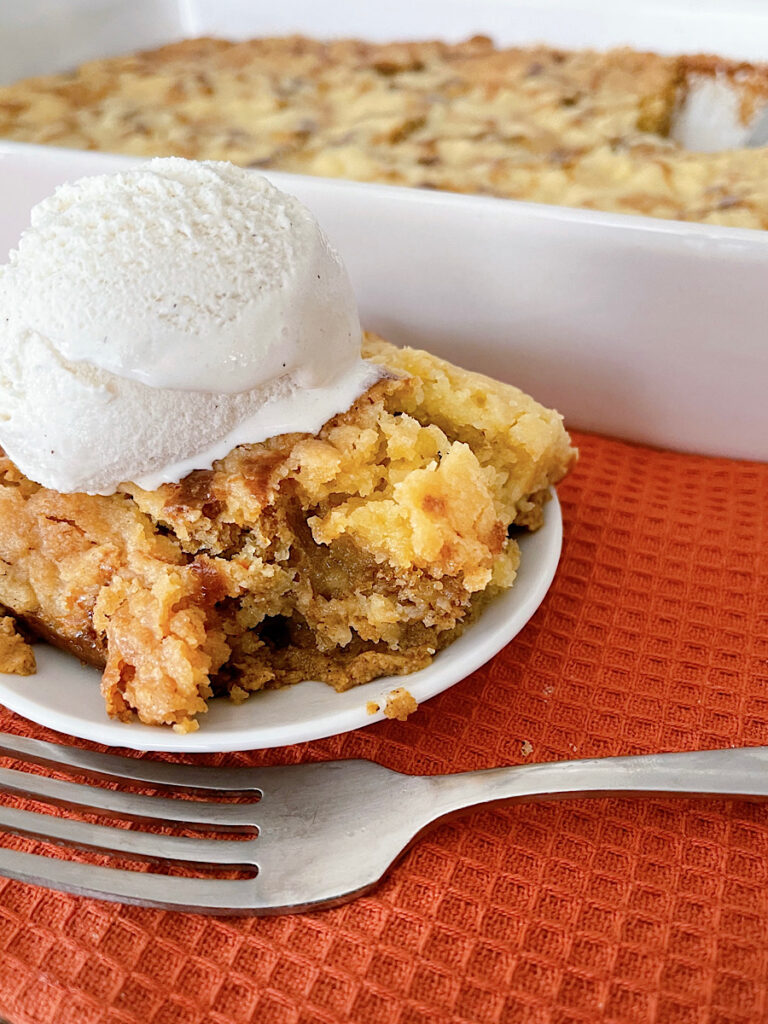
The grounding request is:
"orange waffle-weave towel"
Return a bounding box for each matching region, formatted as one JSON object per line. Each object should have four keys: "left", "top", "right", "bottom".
{"left": 0, "top": 431, "right": 766, "bottom": 1024}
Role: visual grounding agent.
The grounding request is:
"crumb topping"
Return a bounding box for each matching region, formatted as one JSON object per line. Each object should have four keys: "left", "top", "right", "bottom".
{"left": 0, "top": 337, "right": 575, "bottom": 727}
{"left": 2, "top": 36, "right": 768, "bottom": 227}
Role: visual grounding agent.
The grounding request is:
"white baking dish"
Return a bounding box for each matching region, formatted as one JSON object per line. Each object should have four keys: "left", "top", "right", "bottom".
{"left": 4, "top": 0, "right": 768, "bottom": 81}
{"left": 1, "top": 1, "right": 768, "bottom": 461}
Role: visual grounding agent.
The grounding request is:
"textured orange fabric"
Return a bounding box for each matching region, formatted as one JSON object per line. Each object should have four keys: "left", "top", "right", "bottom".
{"left": 0, "top": 430, "right": 766, "bottom": 1024}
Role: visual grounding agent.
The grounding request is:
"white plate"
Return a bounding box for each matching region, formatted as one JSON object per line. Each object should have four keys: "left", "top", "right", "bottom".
{"left": 0, "top": 497, "right": 561, "bottom": 752}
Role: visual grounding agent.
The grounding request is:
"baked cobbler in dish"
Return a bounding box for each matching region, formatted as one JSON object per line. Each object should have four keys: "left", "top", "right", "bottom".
{"left": 2, "top": 35, "right": 768, "bottom": 227}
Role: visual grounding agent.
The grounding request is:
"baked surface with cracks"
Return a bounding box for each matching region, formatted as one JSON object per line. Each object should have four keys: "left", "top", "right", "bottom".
{"left": 2, "top": 36, "right": 768, "bottom": 227}
{"left": 0, "top": 337, "right": 575, "bottom": 732}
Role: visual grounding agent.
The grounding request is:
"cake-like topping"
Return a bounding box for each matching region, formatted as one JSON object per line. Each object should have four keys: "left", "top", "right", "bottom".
{"left": 0, "top": 157, "right": 378, "bottom": 494}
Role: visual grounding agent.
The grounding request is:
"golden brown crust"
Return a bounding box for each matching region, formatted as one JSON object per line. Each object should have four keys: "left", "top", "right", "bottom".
{"left": 16, "top": 611, "right": 104, "bottom": 667}
{"left": 0, "top": 615, "right": 36, "bottom": 675}
{"left": 0, "top": 338, "right": 575, "bottom": 728}
{"left": 2, "top": 35, "right": 768, "bottom": 226}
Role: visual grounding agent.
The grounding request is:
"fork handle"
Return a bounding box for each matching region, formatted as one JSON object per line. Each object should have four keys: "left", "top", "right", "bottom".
{"left": 427, "top": 746, "right": 768, "bottom": 818}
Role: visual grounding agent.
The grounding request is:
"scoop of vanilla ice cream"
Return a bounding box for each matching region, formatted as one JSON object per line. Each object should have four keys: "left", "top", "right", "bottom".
{"left": 0, "top": 158, "right": 380, "bottom": 494}
{"left": 5, "top": 158, "right": 360, "bottom": 392}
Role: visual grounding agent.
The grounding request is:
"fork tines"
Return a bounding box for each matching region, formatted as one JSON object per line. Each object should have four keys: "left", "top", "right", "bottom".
{"left": 0, "top": 732, "right": 265, "bottom": 914}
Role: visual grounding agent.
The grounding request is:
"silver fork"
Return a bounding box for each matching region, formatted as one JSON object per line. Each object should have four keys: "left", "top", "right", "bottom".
{"left": 0, "top": 732, "right": 767, "bottom": 915}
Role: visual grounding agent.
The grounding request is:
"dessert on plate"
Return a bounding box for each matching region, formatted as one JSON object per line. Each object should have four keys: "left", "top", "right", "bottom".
{"left": 0, "top": 158, "right": 575, "bottom": 731}
{"left": 2, "top": 35, "right": 768, "bottom": 228}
